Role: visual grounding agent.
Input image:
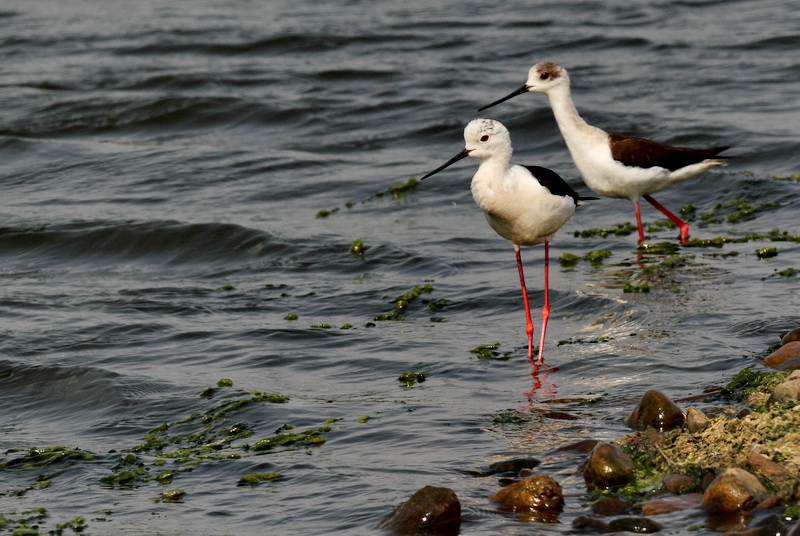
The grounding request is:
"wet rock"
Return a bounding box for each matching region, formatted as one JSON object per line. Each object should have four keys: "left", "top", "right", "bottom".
{"left": 625, "top": 390, "right": 684, "bottom": 430}
{"left": 582, "top": 442, "right": 634, "bottom": 491}
{"left": 554, "top": 439, "right": 600, "bottom": 453}
{"left": 726, "top": 514, "right": 791, "bottom": 536}
{"left": 663, "top": 473, "right": 696, "bottom": 493}
{"left": 736, "top": 407, "right": 753, "bottom": 419}
{"left": 767, "top": 370, "right": 800, "bottom": 407}
{"left": 747, "top": 446, "right": 789, "bottom": 476}
{"left": 639, "top": 493, "right": 703, "bottom": 515}
{"left": 607, "top": 517, "right": 663, "bottom": 533}
{"left": 572, "top": 515, "right": 609, "bottom": 532}
{"left": 781, "top": 327, "right": 800, "bottom": 346}
{"left": 380, "top": 485, "right": 460, "bottom": 535}
{"left": 486, "top": 458, "right": 540, "bottom": 476}
{"left": 491, "top": 475, "right": 564, "bottom": 513}
{"left": 591, "top": 497, "right": 631, "bottom": 516}
{"left": 764, "top": 341, "right": 800, "bottom": 371}
{"left": 685, "top": 407, "right": 710, "bottom": 433}
{"left": 702, "top": 468, "right": 768, "bottom": 513}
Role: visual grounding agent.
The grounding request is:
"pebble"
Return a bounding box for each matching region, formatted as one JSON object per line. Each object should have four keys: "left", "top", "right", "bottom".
{"left": 684, "top": 407, "right": 710, "bottom": 433}
{"left": 379, "top": 485, "right": 461, "bottom": 535}
{"left": 591, "top": 497, "right": 631, "bottom": 516}
{"left": 639, "top": 493, "right": 703, "bottom": 515}
{"left": 702, "top": 468, "right": 768, "bottom": 513}
{"left": 781, "top": 327, "right": 800, "bottom": 346}
{"left": 606, "top": 517, "right": 663, "bottom": 533}
{"left": 491, "top": 475, "right": 564, "bottom": 512}
{"left": 763, "top": 341, "right": 800, "bottom": 370}
{"left": 625, "top": 390, "right": 684, "bottom": 430}
{"left": 582, "top": 442, "right": 634, "bottom": 491}
{"left": 747, "top": 445, "right": 789, "bottom": 476}
{"left": 663, "top": 473, "right": 696, "bottom": 493}
{"left": 767, "top": 370, "right": 800, "bottom": 406}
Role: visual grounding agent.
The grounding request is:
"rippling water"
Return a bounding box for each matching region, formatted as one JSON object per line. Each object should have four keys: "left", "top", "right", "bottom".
{"left": 1, "top": 0, "right": 798, "bottom": 534}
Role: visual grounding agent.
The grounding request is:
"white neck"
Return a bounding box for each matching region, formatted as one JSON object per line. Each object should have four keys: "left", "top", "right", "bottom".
{"left": 545, "top": 85, "right": 599, "bottom": 140}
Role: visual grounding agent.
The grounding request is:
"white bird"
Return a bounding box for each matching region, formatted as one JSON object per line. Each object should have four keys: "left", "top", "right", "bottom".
{"left": 421, "top": 118, "right": 595, "bottom": 364}
{"left": 479, "top": 62, "right": 729, "bottom": 244}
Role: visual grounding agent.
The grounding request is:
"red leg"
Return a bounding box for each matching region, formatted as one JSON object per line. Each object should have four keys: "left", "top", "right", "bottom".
{"left": 515, "top": 246, "right": 534, "bottom": 362}
{"left": 643, "top": 194, "right": 689, "bottom": 244}
{"left": 634, "top": 200, "right": 645, "bottom": 244}
{"left": 537, "top": 242, "right": 550, "bottom": 364}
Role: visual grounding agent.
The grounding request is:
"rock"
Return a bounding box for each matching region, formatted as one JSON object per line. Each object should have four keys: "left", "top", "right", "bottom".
{"left": 554, "top": 439, "right": 600, "bottom": 453}
{"left": 663, "top": 473, "right": 696, "bottom": 493}
{"left": 764, "top": 341, "right": 800, "bottom": 370}
{"left": 160, "top": 488, "right": 185, "bottom": 502}
{"left": 591, "top": 497, "right": 631, "bottom": 516}
{"left": 790, "top": 517, "right": 800, "bottom": 536}
{"left": 491, "top": 475, "right": 564, "bottom": 512}
{"left": 684, "top": 407, "right": 710, "bottom": 433}
{"left": 380, "top": 485, "right": 460, "bottom": 535}
{"left": 639, "top": 493, "right": 703, "bottom": 515}
{"left": 486, "top": 458, "right": 540, "bottom": 476}
{"left": 726, "top": 514, "right": 791, "bottom": 536}
{"left": 781, "top": 327, "right": 800, "bottom": 346}
{"left": 606, "top": 517, "right": 662, "bottom": 533}
{"left": 702, "top": 468, "right": 768, "bottom": 513}
{"left": 747, "top": 446, "right": 789, "bottom": 476}
{"left": 736, "top": 407, "right": 753, "bottom": 419}
{"left": 582, "top": 442, "right": 634, "bottom": 491}
{"left": 572, "top": 516, "right": 609, "bottom": 532}
{"left": 767, "top": 370, "right": 800, "bottom": 406}
{"left": 625, "top": 390, "right": 684, "bottom": 430}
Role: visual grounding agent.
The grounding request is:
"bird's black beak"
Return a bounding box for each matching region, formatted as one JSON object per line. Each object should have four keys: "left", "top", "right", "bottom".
{"left": 478, "top": 84, "right": 531, "bottom": 112}
{"left": 420, "top": 148, "right": 472, "bottom": 180}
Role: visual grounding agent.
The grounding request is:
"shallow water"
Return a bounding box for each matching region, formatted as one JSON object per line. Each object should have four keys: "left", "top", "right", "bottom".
{"left": 1, "top": 0, "right": 798, "bottom": 534}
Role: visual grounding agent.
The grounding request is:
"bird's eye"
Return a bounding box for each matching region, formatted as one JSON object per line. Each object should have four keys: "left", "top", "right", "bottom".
{"left": 540, "top": 71, "right": 550, "bottom": 80}
{"left": 480, "top": 135, "right": 489, "bottom": 142}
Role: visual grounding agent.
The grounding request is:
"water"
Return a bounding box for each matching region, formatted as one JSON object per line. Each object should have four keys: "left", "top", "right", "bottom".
{"left": 1, "top": 0, "right": 798, "bottom": 534}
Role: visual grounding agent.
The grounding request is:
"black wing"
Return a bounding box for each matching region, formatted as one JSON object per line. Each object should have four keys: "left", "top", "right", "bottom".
{"left": 608, "top": 133, "right": 729, "bottom": 171}
{"left": 522, "top": 165, "right": 597, "bottom": 205}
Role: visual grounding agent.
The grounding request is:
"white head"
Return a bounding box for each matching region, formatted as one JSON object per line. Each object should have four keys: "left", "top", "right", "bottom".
{"left": 420, "top": 118, "right": 512, "bottom": 180}
{"left": 523, "top": 62, "right": 570, "bottom": 94}
{"left": 478, "top": 62, "right": 570, "bottom": 111}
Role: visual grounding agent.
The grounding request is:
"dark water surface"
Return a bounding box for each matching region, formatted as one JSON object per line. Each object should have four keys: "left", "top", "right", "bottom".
{"left": 1, "top": 0, "right": 798, "bottom": 534}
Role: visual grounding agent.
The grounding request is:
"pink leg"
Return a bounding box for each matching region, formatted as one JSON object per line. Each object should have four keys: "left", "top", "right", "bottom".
{"left": 537, "top": 242, "right": 550, "bottom": 364}
{"left": 515, "top": 246, "right": 534, "bottom": 362}
{"left": 633, "top": 200, "right": 645, "bottom": 244}
{"left": 643, "top": 194, "right": 689, "bottom": 244}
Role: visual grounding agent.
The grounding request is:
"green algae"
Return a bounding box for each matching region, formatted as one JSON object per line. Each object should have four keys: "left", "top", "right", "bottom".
{"left": 699, "top": 199, "right": 758, "bottom": 225}
{"left": 0, "top": 508, "right": 48, "bottom": 535}
{"left": 470, "top": 342, "right": 513, "bottom": 360}
{"left": 159, "top": 488, "right": 185, "bottom": 503}
{"left": 251, "top": 427, "right": 329, "bottom": 452}
{"left": 623, "top": 284, "right": 650, "bottom": 294}
{"left": 284, "top": 313, "right": 299, "bottom": 320}
{"left": 316, "top": 178, "right": 419, "bottom": 218}
{"left": 55, "top": 516, "right": 87, "bottom": 534}
{"left": 559, "top": 252, "right": 581, "bottom": 267}
{"left": 238, "top": 472, "right": 282, "bottom": 486}
{"left": 636, "top": 242, "right": 679, "bottom": 255}
{"left": 640, "top": 255, "right": 693, "bottom": 279}
{"left": 216, "top": 378, "right": 233, "bottom": 388}
{"left": 374, "top": 283, "right": 434, "bottom": 321}
{"left": 756, "top": 246, "right": 778, "bottom": 259}
{"left": 584, "top": 249, "right": 612, "bottom": 265}
{"left": 350, "top": 238, "right": 366, "bottom": 255}
{"left": 574, "top": 222, "right": 637, "bottom": 238}
{"left": 357, "top": 415, "right": 371, "bottom": 422}
{"left": 218, "top": 284, "right": 236, "bottom": 291}
{"left": 779, "top": 268, "right": 798, "bottom": 277}
{"left": 398, "top": 371, "right": 426, "bottom": 386}
{"left": 310, "top": 323, "right": 332, "bottom": 328}
{"left": 772, "top": 174, "right": 800, "bottom": 182}
{"left": 721, "top": 367, "right": 790, "bottom": 405}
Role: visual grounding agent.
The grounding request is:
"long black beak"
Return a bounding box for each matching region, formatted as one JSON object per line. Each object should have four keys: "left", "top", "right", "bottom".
{"left": 420, "top": 148, "right": 472, "bottom": 180}
{"left": 477, "top": 84, "right": 531, "bottom": 112}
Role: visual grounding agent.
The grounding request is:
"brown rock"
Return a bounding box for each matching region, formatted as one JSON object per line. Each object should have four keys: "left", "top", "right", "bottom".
{"left": 380, "top": 485, "right": 460, "bottom": 535}
{"left": 764, "top": 341, "right": 800, "bottom": 370}
{"left": 767, "top": 370, "right": 800, "bottom": 406}
{"left": 606, "top": 517, "right": 662, "bottom": 533}
{"left": 491, "top": 475, "right": 564, "bottom": 512}
{"left": 625, "top": 390, "right": 684, "bottom": 430}
{"left": 663, "top": 473, "right": 696, "bottom": 493}
{"left": 702, "top": 468, "right": 768, "bottom": 513}
{"left": 583, "top": 442, "right": 634, "bottom": 491}
{"left": 591, "top": 497, "right": 631, "bottom": 516}
{"left": 639, "top": 493, "right": 703, "bottom": 515}
{"left": 781, "top": 327, "right": 800, "bottom": 346}
{"left": 684, "top": 407, "right": 710, "bottom": 433}
{"left": 747, "top": 446, "right": 789, "bottom": 476}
